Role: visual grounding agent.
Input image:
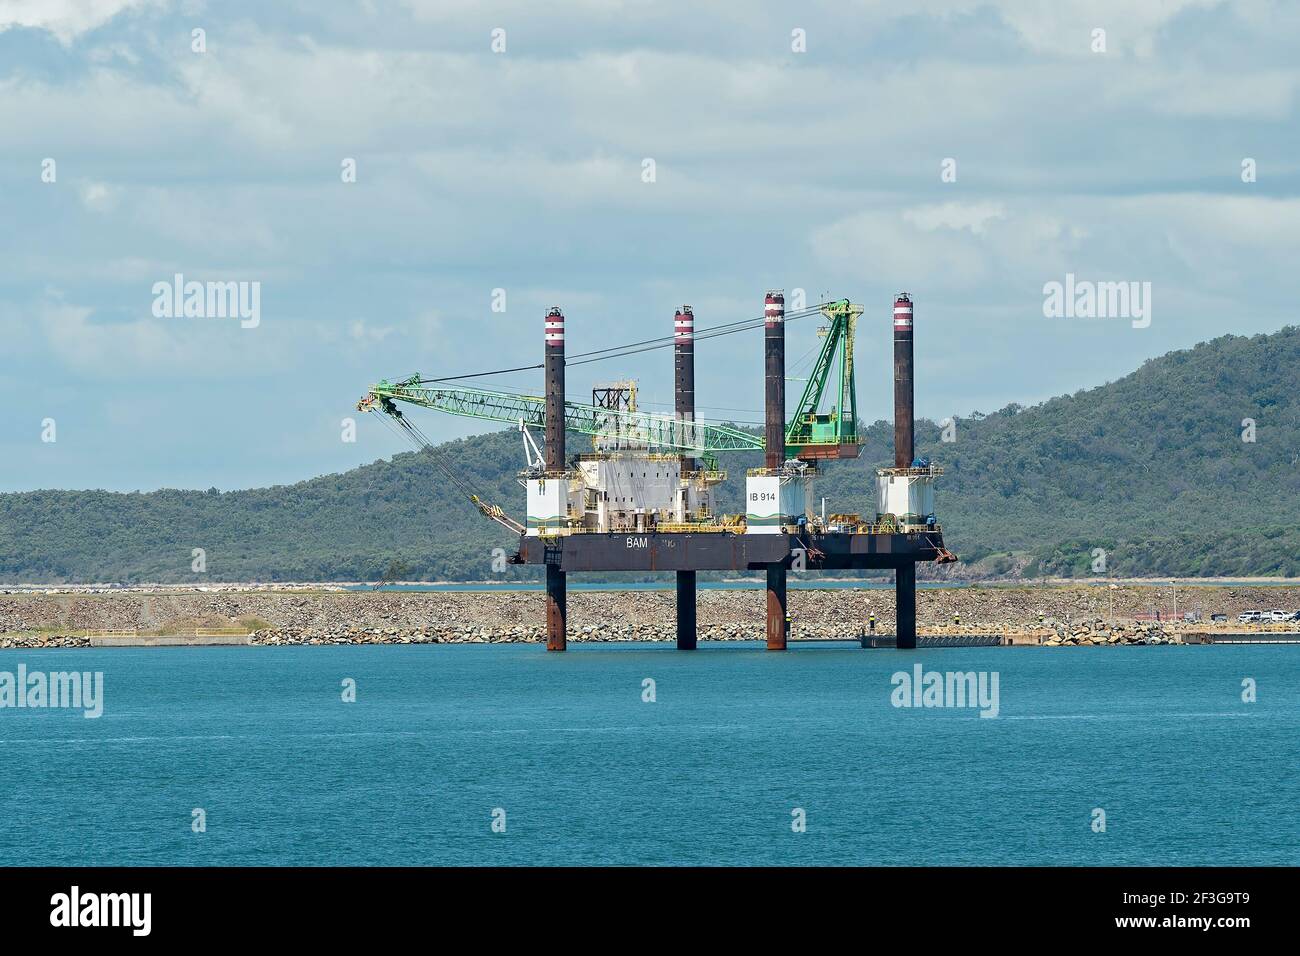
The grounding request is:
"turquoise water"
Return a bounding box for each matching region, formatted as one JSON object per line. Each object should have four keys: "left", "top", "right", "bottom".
{"left": 1, "top": 643, "right": 1296, "bottom": 866}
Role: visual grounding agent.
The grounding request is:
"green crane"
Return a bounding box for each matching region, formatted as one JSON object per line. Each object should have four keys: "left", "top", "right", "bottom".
{"left": 358, "top": 377, "right": 763, "bottom": 454}
{"left": 359, "top": 298, "right": 862, "bottom": 463}
{"left": 355, "top": 301, "right": 863, "bottom": 533}
{"left": 784, "top": 299, "right": 862, "bottom": 460}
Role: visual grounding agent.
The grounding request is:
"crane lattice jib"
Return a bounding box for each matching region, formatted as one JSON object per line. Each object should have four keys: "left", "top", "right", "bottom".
{"left": 365, "top": 380, "right": 763, "bottom": 453}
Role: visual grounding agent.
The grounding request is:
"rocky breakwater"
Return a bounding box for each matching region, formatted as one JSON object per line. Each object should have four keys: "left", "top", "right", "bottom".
{"left": 2, "top": 583, "right": 1293, "bottom": 647}
{"left": 1038, "top": 619, "right": 1182, "bottom": 646}
{"left": 250, "top": 622, "right": 764, "bottom": 645}
{"left": 0, "top": 635, "right": 91, "bottom": 649}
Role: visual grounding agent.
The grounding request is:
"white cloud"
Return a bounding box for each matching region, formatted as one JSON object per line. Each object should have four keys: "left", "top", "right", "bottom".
{"left": 1107, "top": 67, "right": 1300, "bottom": 120}
{"left": 35, "top": 295, "right": 290, "bottom": 379}
{"left": 348, "top": 319, "right": 394, "bottom": 343}
{"left": 78, "top": 179, "right": 118, "bottom": 212}
{"left": 812, "top": 193, "right": 1300, "bottom": 301}
{"left": 889, "top": 0, "right": 1223, "bottom": 57}
{"left": 0, "top": 0, "right": 161, "bottom": 45}
{"left": 2, "top": 0, "right": 1299, "bottom": 490}
{"left": 903, "top": 202, "right": 1007, "bottom": 236}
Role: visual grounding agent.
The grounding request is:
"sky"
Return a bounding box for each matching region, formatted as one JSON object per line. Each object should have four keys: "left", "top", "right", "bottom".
{"left": 2, "top": 0, "right": 1298, "bottom": 492}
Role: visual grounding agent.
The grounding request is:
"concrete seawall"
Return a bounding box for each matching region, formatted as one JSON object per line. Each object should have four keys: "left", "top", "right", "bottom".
{"left": 1182, "top": 631, "right": 1300, "bottom": 645}
{"left": 88, "top": 634, "right": 252, "bottom": 647}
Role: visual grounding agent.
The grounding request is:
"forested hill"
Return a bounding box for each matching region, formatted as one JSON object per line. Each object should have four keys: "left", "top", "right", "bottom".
{"left": 2, "top": 327, "right": 1297, "bottom": 583}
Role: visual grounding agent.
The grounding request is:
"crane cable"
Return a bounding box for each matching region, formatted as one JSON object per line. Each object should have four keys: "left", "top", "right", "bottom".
{"left": 569, "top": 305, "right": 825, "bottom": 368}
{"left": 367, "top": 298, "right": 840, "bottom": 530}
{"left": 371, "top": 402, "right": 509, "bottom": 521}
{"left": 374, "top": 408, "right": 529, "bottom": 533}
{"left": 415, "top": 301, "right": 834, "bottom": 384}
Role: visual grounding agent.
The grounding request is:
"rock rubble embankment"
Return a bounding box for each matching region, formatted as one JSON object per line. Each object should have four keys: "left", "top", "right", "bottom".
{"left": 1, "top": 585, "right": 1293, "bottom": 648}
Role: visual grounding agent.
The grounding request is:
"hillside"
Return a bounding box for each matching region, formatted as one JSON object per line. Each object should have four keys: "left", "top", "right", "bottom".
{"left": 2, "top": 327, "right": 1297, "bottom": 582}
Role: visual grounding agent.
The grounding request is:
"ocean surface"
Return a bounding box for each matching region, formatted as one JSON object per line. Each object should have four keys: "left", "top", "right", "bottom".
{"left": 2, "top": 643, "right": 1296, "bottom": 866}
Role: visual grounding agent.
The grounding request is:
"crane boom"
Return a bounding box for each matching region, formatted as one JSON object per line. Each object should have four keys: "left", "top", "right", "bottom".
{"left": 360, "top": 377, "right": 763, "bottom": 453}
{"left": 784, "top": 299, "right": 862, "bottom": 460}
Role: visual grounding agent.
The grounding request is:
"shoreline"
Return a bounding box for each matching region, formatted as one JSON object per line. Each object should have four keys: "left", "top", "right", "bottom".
{"left": 3, "top": 583, "right": 1297, "bottom": 649}
{"left": 4, "top": 575, "right": 1300, "bottom": 597}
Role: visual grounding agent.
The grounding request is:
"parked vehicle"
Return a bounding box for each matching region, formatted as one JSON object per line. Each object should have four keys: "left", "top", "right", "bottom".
{"left": 1238, "top": 611, "right": 1263, "bottom": 623}
{"left": 1266, "top": 610, "right": 1290, "bottom": 623}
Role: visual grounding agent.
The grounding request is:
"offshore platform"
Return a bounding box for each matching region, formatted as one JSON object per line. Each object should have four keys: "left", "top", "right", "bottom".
{"left": 358, "top": 292, "right": 954, "bottom": 650}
